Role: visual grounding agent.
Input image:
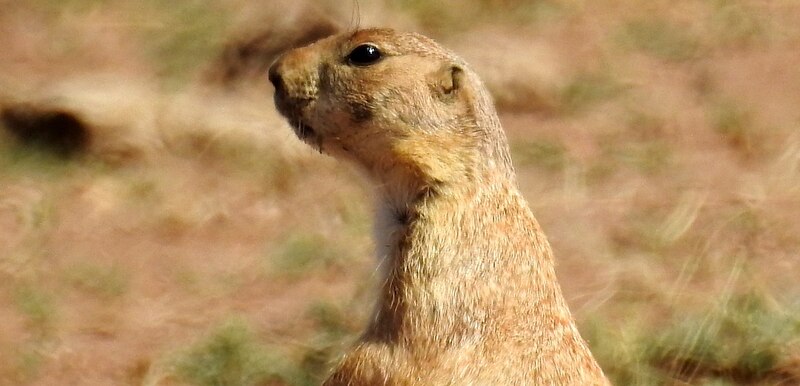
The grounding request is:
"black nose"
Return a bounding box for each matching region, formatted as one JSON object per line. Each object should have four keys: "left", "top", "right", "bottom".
{"left": 268, "top": 59, "right": 284, "bottom": 92}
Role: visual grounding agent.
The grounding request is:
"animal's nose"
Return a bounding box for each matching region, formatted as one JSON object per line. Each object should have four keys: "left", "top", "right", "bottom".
{"left": 268, "top": 57, "right": 285, "bottom": 92}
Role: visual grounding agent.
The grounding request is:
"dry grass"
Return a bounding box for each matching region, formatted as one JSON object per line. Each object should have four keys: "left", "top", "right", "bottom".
{"left": 1, "top": 1, "right": 799, "bottom": 385}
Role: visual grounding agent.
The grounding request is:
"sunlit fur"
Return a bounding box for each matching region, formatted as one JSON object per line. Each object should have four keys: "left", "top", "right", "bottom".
{"left": 270, "top": 28, "right": 609, "bottom": 385}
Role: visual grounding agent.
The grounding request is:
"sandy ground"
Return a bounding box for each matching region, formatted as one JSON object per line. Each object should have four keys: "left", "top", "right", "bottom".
{"left": 1, "top": 1, "right": 799, "bottom": 385}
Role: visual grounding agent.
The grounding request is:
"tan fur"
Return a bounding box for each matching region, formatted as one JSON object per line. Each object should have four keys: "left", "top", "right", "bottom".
{"left": 269, "top": 28, "right": 610, "bottom": 385}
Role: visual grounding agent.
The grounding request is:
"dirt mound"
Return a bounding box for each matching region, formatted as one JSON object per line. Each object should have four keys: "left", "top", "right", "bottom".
{"left": 0, "top": 75, "right": 307, "bottom": 165}
{"left": 450, "top": 26, "right": 565, "bottom": 113}
{"left": 0, "top": 76, "right": 162, "bottom": 164}
{"left": 207, "top": 5, "right": 340, "bottom": 87}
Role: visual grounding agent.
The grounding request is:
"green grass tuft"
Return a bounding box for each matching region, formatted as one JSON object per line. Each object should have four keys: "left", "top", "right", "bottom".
{"left": 140, "top": 1, "right": 232, "bottom": 88}
{"left": 709, "top": 0, "right": 767, "bottom": 48}
{"left": 588, "top": 292, "right": 800, "bottom": 385}
{"left": 173, "top": 319, "right": 295, "bottom": 386}
{"left": 0, "top": 142, "right": 80, "bottom": 178}
{"left": 647, "top": 293, "right": 800, "bottom": 382}
{"left": 269, "top": 234, "right": 347, "bottom": 277}
{"left": 291, "top": 302, "right": 356, "bottom": 385}
{"left": 617, "top": 18, "right": 700, "bottom": 62}
{"left": 559, "top": 71, "right": 626, "bottom": 114}
{"left": 615, "top": 140, "right": 673, "bottom": 175}
{"left": 511, "top": 140, "right": 569, "bottom": 172}
{"left": 390, "top": 0, "right": 563, "bottom": 33}
{"left": 65, "top": 263, "right": 129, "bottom": 299}
{"left": 709, "top": 100, "right": 764, "bottom": 157}
{"left": 13, "top": 285, "right": 58, "bottom": 338}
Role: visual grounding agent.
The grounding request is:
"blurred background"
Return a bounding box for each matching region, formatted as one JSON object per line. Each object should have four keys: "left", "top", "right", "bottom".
{"left": 1, "top": 1, "right": 799, "bottom": 385}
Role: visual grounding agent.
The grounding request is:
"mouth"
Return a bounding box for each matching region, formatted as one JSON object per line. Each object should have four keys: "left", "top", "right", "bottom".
{"left": 273, "top": 93, "right": 320, "bottom": 142}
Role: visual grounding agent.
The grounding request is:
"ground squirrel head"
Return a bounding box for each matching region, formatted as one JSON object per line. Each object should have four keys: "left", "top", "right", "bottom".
{"left": 270, "top": 28, "right": 512, "bottom": 188}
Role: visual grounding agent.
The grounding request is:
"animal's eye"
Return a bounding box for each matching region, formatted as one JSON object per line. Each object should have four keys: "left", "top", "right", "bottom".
{"left": 347, "top": 44, "right": 382, "bottom": 66}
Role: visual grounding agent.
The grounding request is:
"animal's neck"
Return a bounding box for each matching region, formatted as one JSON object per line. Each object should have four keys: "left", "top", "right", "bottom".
{"left": 367, "top": 163, "right": 572, "bottom": 348}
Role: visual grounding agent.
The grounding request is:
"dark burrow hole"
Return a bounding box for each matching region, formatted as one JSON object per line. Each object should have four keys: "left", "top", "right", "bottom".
{"left": 1, "top": 104, "right": 91, "bottom": 157}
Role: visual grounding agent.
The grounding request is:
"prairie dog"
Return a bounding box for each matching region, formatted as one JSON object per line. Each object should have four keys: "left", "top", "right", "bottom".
{"left": 269, "top": 28, "right": 609, "bottom": 385}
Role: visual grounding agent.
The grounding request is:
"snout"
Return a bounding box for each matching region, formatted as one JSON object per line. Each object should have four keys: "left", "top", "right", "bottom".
{"left": 267, "top": 46, "right": 316, "bottom": 96}
{"left": 267, "top": 53, "right": 297, "bottom": 121}
{"left": 267, "top": 49, "right": 321, "bottom": 142}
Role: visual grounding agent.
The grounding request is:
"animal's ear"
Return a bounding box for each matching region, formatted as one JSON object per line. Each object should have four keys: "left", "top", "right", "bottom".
{"left": 430, "top": 63, "right": 471, "bottom": 103}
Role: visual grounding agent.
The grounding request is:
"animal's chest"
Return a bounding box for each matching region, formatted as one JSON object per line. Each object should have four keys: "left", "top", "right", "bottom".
{"left": 373, "top": 201, "right": 410, "bottom": 271}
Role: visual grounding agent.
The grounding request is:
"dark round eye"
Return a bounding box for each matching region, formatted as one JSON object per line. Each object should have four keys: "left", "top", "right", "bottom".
{"left": 347, "top": 44, "right": 382, "bottom": 66}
